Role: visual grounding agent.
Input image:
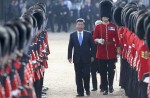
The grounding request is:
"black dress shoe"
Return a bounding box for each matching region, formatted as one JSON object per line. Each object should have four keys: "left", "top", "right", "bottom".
{"left": 42, "top": 91, "right": 47, "bottom": 94}
{"left": 109, "top": 86, "right": 114, "bottom": 93}
{"left": 86, "top": 91, "right": 90, "bottom": 96}
{"left": 100, "top": 89, "right": 104, "bottom": 92}
{"left": 103, "top": 91, "right": 108, "bottom": 95}
{"left": 76, "top": 94, "right": 84, "bottom": 97}
{"left": 91, "top": 88, "right": 97, "bottom": 91}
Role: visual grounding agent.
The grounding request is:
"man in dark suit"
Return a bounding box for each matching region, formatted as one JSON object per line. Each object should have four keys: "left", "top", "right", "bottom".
{"left": 68, "top": 18, "right": 95, "bottom": 97}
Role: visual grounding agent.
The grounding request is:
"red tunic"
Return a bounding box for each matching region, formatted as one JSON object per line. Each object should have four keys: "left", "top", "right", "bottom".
{"left": 122, "top": 27, "right": 128, "bottom": 59}
{"left": 118, "top": 27, "right": 124, "bottom": 54}
{"left": 125, "top": 30, "right": 133, "bottom": 65}
{"left": 130, "top": 34, "right": 137, "bottom": 68}
{"left": 137, "top": 40, "right": 149, "bottom": 81}
{"left": 0, "top": 83, "right": 5, "bottom": 98}
{"left": 133, "top": 35, "right": 141, "bottom": 70}
{"left": 93, "top": 23, "right": 119, "bottom": 59}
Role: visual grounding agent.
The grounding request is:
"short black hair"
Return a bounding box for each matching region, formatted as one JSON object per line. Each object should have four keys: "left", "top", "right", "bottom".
{"left": 76, "top": 18, "right": 85, "bottom": 23}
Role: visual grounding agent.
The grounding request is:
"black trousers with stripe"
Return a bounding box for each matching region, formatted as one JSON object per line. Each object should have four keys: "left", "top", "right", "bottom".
{"left": 98, "top": 59, "right": 116, "bottom": 91}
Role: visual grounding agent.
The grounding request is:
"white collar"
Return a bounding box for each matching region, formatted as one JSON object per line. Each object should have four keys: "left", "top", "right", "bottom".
{"left": 77, "top": 31, "right": 83, "bottom": 38}
{"left": 77, "top": 31, "right": 83, "bottom": 34}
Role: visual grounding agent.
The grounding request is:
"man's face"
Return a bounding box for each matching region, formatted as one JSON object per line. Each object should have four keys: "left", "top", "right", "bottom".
{"left": 102, "top": 17, "right": 109, "bottom": 22}
{"left": 76, "top": 22, "right": 85, "bottom": 31}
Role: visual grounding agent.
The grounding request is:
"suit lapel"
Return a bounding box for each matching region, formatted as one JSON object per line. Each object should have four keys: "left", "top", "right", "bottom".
{"left": 75, "top": 32, "right": 80, "bottom": 46}
{"left": 75, "top": 31, "right": 86, "bottom": 46}
{"left": 82, "top": 31, "right": 86, "bottom": 45}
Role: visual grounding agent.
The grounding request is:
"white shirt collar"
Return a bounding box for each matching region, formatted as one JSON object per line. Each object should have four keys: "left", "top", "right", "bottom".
{"left": 77, "top": 31, "right": 83, "bottom": 34}
{"left": 77, "top": 31, "right": 83, "bottom": 38}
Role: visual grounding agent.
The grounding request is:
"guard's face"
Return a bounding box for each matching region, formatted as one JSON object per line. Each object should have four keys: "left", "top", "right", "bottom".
{"left": 76, "top": 22, "right": 85, "bottom": 31}
{"left": 102, "top": 17, "right": 109, "bottom": 22}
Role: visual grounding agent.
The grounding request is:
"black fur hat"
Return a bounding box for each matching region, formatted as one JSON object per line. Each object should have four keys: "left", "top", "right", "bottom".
{"left": 128, "top": 9, "right": 147, "bottom": 33}
{"left": 124, "top": 7, "right": 137, "bottom": 28}
{"left": 124, "top": 1, "right": 138, "bottom": 7}
{"left": 131, "top": 11, "right": 138, "bottom": 33}
{"left": 135, "top": 11, "right": 149, "bottom": 40}
{"left": 4, "top": 26, "right": 16, "bottom": 54}
{"left": 0, "top": 26, "right": 9, "bottom": 58}
{"left": 28, "top": 2, "right": 46, "bottom": 14}
{"left": 146, "top": 23, "right": 150, "bottom": 49}
{"left": 144, "top": 14, "right": 150, "bottom": 32}
{"left": 128, "top": 11, "right": 137, "bottom": 32}
{"left": 32, "top": 9, "right": 45, "bottom": 30}
{"left": 4, "top": 23, "right": 19, "bottom": 50}
{"left": 99, "top": 0, "right": 114, "bottom": 21}
{"left": 13, "top": 21, "right": 27, "bottom": 50}
{"left": 121, "top": 6, "right": 132, "bottom": 26}
{"left": 21, "top": 14, "right": 34, "bottom": 26}
{"left": 22, "top": 21, "right": 33, "bottom": 45}
{"left": 113, "top": 7, "right": 123, "bottom": 26}
{"left": 121, "top": 2, "right": 138, "bottom": 25}
{"left": 36, "top": 2, "right": 46, "bottom": 13}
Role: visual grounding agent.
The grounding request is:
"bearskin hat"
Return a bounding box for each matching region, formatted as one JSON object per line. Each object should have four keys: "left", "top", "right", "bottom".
{"left": 99, "top": 0, "right": 114, "bottom": 21}
{"left": 125, "top": 7, "right": 137, "bottom": 27}
{"left": 146, "top": 23, "right": 150, "bottom": 49}
{"left": 113, "top": 6, "right": 123, "bottom": 26}
{"left": 4, "top": 26, "right": 16, "bottom": 54}
{"left": 4, "top": 23, "right": 19, "bottom": 50}
{"left": 135, "top": 11, "right": 149, "bottom": 40}
{"left": 128, "top": 11, "right": 137, "bottom": 32}
{"left": 0, "top": 26, "right": 9, "bottom": 58}
{"left": 144, "top": 14, "right": 150, "bottom": 32}
{"left": 12, "top": 20, "right": 27, "bottom": 50}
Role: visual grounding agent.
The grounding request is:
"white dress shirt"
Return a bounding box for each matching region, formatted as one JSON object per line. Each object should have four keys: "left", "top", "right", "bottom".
{"left": 77, "top": 31, "right": 83, "bottom": 40}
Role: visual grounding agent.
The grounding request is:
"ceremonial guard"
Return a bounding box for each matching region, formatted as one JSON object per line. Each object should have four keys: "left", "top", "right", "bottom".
{"left": 93, "top": 0, "right": 120, "bottom": 95}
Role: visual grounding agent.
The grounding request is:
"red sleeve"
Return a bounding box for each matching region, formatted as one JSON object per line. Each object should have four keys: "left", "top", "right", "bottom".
{"left": 118, "top": 27, "right": 124, "bottom": 45}
{"left": 114, "top": 25, "right": 119, "bottom": 47}
{"left": 93, "top": 25, "right": 100, "bottom": 40}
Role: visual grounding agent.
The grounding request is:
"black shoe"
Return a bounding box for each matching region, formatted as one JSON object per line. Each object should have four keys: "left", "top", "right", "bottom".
{"left": 42, "top": 86, "right": 49, "bottom": 91}
{"left": 86, "top": 91, "right": 90, "bottom": 96}
{"left": 76, "top": 94, "right": 84, "bottom": 97}
{"left": 42, "top": 91, "right": 46, "bottom": 94}
{"left": 109, "top": 86, "right": 114, "bottom": 93}
{"left": 100, "top": 89, "right": 104, "bottom": 92}
{"left": 91, "top": 88, "right": 97, "bottom": 91}
{"left": 103, "top": 91, "right": 108, "bottom": 95}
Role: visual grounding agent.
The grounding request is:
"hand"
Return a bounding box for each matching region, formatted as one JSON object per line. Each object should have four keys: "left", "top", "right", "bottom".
{"left": 95, "top": 38, "right": 104, "bottom": 45}
{"left": 68, "top": 58, "right": 72, "bottom": 63}
{"left": 91, "top": 57, "right": 94, "bottom": 62}
{"left": 94, "top": 39, "right": 99, "bottom": 44}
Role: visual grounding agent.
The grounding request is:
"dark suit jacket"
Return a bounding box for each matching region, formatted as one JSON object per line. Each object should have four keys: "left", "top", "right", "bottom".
{"left": 68, "top": 30, "right": 95, "bottom": 64}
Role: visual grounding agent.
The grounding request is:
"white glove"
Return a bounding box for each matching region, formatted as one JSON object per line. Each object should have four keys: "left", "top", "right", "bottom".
{"left": 96, "top": 38, "right": 104, "bottom": 45}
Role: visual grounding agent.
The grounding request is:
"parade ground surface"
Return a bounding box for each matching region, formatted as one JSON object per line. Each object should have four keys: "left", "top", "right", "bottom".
{"left": 44, "top": 32, "right": 128, "bottom": 98}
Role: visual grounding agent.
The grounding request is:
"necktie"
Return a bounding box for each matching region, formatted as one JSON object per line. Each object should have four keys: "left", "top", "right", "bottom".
{"left": 79, "top": 32, "right": 83, "bottom": 46}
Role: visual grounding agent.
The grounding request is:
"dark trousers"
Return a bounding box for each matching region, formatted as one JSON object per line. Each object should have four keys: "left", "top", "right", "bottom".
{"left": 91, "top": 59, "right": 98, "bottom": 89}
{"left": 119, "top": 57, "right": 127, "bottom": 88}
{"left": 98, "top": 59, "right": 116, "bottom": 91}
{"left": 137, "top": 81, "right": 148, "bottom": 98}
{"left": 33, "top": 72, "right": 44, "bottom": 98}
{"left": 74, "top": 61, "right": 90, "bottom": 95}
{"left": 34, "top": 79, "right": 41, "bottom": 98}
